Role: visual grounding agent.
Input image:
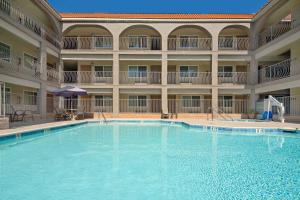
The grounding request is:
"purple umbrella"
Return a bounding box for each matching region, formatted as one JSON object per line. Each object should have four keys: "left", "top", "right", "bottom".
{"left": 52, "top": 86, "right": 87, "bottom": 113}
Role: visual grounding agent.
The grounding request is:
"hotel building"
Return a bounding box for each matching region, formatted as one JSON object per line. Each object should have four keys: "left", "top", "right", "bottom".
{"left": 0, "top": 0, "right": 300, "bottom": 124}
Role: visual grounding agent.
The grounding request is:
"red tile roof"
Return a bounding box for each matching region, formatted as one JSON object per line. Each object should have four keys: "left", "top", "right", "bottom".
{"left": 60, "top": 13, "right": 254, "bottom": 19}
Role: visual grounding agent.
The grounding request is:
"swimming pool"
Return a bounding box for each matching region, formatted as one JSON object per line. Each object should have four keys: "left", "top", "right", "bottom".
{"left": 1, "top": 121, "right": 300, "bottom": 199}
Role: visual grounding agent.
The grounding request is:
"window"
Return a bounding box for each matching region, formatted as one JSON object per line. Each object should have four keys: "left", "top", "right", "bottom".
{"left": 219, "top": 96, "right": 233, "bottom": 108}
{"left": 1, "top": 87, "right": 11, "bottom": 104}
{"left": 94, "top": 36, "right": 112, "bottom": 48}
{"left": 128, "top": 66, "right": 147, "bottom": 77}
{"left": 180, "top": 36, "right": 199, "bottom": 48}
{"left": 128, "top": 36, "right": 147, "bottom": 49}
{"left": 182, "top": 96, "right": 201, "bottom": 108}
{"left": 129, "top": 96, "right": 147, "bottom": 107}
{"left": 218, "top": 66, "right": 233, "bottom": 77}
{"left": 24, "top": 91, "right": 37, "bottom": 105}
{"left": 180, "top": 66, "right": 198, "bottom": 77}
{"left": 0, "top": 42, "right": 10, "bottom": 62}
{"left": 95, "top": 96, "right": 112, "bottom": 107}
{"left": 24, "top": 53, "right": 38, "bottom": 70}
{"left": 94, "top": 66, "right": 112, "bottom": 77}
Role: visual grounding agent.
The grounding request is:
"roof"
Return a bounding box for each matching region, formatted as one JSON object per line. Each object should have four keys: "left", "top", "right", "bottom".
{"left": 60, "top": 13, "right": 254, "bottom": 19}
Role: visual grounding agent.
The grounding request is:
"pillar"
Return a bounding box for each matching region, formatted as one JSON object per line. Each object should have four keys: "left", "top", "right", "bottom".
{"left": 211, "top": 52, "right": 218, "bottom": 86}
{"left": 161, "top": 53, "right": 168, "bottom": 86}
{"left": 212, "top": 88, "right": 218, "bottom": 115}
{"left": 39, "top": 42, "right": 47, "bottom": 119}
{"left": 249, "top": 90, "right": 259, "bottom": 111}
{"left": 161, "top": 87, "right": 168, "bottom": 114}
{"left": 113, "top": 87, "right": 119, "bottom": 116}
{"left": 291, "top": 2, "right": 300, "bottom": 28}
{"left": 113, "top": 53, "right": 119, "bottom": 85}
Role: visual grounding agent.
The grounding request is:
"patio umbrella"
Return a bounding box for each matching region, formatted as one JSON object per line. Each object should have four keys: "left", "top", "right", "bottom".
{"left": 52, "top": 86, "right": 87, "bottom": 112}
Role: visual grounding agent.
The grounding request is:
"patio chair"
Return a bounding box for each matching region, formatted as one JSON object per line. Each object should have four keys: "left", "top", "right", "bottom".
{"left": 75, "top": 106, "right": 86, "bottom": 120}
{"left": 12, "top": 110, "right": 26, "bottom": 122}
{"left": 54, "top": 108, "right": 71, "bottom": 121}
{"left": 161, "top": 112, "right": 170, "bottom": 119}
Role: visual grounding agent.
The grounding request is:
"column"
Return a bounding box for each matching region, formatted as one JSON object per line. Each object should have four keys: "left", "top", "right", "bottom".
{"left": 161, "top": 53, "right": 168, "bottom": 86}
{"left": 57, "top": 58, "right": 63, "bottom": 84}
{"left": 39, "top": 83, "right": 47, "bottom": 119}
{"left": 161, "top": 87, "right": 168, "bottom": 114}
{"left": 249, "top": 91, "right": 259, "bottom": 111}
{"left": 39, "top": 43, "right": 47, "bottom": 119}
{"left": 113, "top": 53, "right": 119, "bottom": 85}
{"left": 291, "top": 2, "right": 300, "bottom": 28}
{"left": 113, "top": 87, "right": 119, "bottom": 116}
{"left": 39, "top": 43, "right": 47, "bottom": 81}
{"left": 211, "top": 52, "right": 219, "bottom": 114}
{"left": 212, "top": 88, "right": 218, "bottom": 114}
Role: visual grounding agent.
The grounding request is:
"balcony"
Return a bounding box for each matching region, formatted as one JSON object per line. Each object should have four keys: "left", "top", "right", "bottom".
{"left": 119, "top": 99, "right": 161, "bottom": 113}
{"left": 167, "top": 72, "right": 211, "bottom": 85}
{"left": 168, "top": 37, "right": 212, "bottom": 51}
{"left": 0, "top": 0, "right": 60, "bottom": 48}
{"left": 0, "top": 51, "right": 41, "bottom": 80}
{"left": 218, "top": 72, "right": 248, "bottom": 84}
{"left": 218, "top": 37, "right": 249, "bottom": 50}
{"left": 119, "top": 71, "right": 161, "bottom": 84}
{"left": 62, "top": 36, "right": 113, "bottom": 50}
{"left": 258, "top": 59, "right": 291, "bottom": 84}
{"left": 258, "top": 21, "right": 293, "bottom": 47}
{"left": 218, "top": 98, "right": 249, "bottom": 114}
{"left": 62, "top": 71, "right": 113, "bottom": 84}
{"left": 119, "top": 36, "right": 161, "bottom": 51}
{"left": 47, "top": 66, "right": 59, "bottom": 83}
{"left": 168, "top": 99, "right": 212, "bottom": 113}
{"left": 62, "top": 98, "right": 113, "bottom": 113}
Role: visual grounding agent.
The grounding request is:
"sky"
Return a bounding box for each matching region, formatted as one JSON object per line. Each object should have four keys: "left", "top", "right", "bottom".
{"left": 48, "top": 0, "right": 269, "bottom": 14}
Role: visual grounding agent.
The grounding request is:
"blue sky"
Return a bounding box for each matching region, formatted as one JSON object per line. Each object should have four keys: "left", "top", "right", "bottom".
{"left": 48, "top": 0, "right": 268, "bottom": 14}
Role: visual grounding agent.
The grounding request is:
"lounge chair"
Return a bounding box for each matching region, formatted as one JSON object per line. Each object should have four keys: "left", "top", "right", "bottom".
{"left": 54, "top": 108, "right": 71, "bottom": 121}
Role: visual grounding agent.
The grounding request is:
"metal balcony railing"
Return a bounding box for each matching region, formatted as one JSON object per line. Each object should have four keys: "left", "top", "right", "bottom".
{"left": 218, "top": 99, "right": 249, "bottom": 114}
{"left": 218, "top": 72, "right": 248, "bottom": 84}
{"left": 62, "top": 71, "right": 113, "bottom": 84}
{"left": 62, "top": 98, "right": 113, "bottom": 113}
{"left": 167, "top": 72, "right": 212, "bottom": 84}
{"left": 0, "top": 0, "right": 60, "bottom": 48}
{"left": 276, "top": 95, "right": 300, "bottom": 116}
{"left": 62, "top": 36, "right": 113, "bottom": 50}
{"left": 258, "top": 21, "right": 293, "bottom": 47}
{"left": 168, "top": 38, "right": 212, "bottom": 50}
{"left": 119, "top": 36, "right": 161, "bottom": 50}
{"left": 47, "top": 66, "right": 59, "bottom": 82}
{"left": 258, "top": 59, "right": 291, "bottom": 83}
{"left": 168, "top": 99, "right": 212, "bottom": 113}
{"left": 119, "top": 71, "right": 161, "bottom": 84}
{"left": 119, "top": 99, "right": 161, "bottom": 113}
{"left": 218, "top": 37, "right": 249, "bottom": 50}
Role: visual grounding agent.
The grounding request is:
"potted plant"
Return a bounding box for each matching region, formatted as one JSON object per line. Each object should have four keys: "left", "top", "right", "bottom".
{"left": 248, "top": 109, "right": 257, "bottom": 119}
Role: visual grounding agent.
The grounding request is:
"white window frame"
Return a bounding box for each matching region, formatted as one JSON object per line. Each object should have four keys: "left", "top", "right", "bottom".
{"left": 95, "top": 95, "right": 112, "bottom": 107}
{"left": 93, "top": 35, "right": 112, "bottom": 49}
{"left": 219, "top": 96, "right": 233, "bottom": 108}
{"left": 94, "top": 65, "right": 113, "bottom": 77}
{"left": 128, "top": 65, "right": 148, "bottom": 78}
{"left": 218, "top": 65, "right": 233, "bottom": 77}
{"left": 128, "top": 95, "right": 147, "bottom": 107}
{"left": 179, "top": 65, "right": 198, "bottom": 78}
{"left": 128, "top": 35, "right": 148, "bottom": 49}
{"left": 0, "top": 41, "right": 11, "bottom": 62}
{"left": 182, "top": 96, "right": 202, "bottom": 108}
{"left": 1, "top": 86, "right": 11, "bottom": 105}
{"left": 23, "top": 53, "right": 38, "bottom": 70}
{"left": 23, "top": 90, "right": 38, "bottom": 106}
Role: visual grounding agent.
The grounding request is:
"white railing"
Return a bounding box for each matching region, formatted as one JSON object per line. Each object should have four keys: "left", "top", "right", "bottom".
{"left": 62, "top": 99, "right": 113, "bottom": 113}
{"left": 63, "top": 36, "right": 113, "bottom": 50}
{"left": 276, "top": 95, "right": 300, "bottom": 116}
{"left": 62, "top": 71, "right": 113, "bottom": 84}
{"left": 218, "top": 72, "right": 248, "bottom": 84}
{"left": 218, "top": 37, "right": 249, "bottom": 50}
{"left": 218, "top": 99, "right": 249, "bottom": 114}
{"left": 167, "top": 72, "right": 212, "bottom": 84}
{"left": 0, "top": 52, "right": 41, "bottom": 79}
{"left": 120, "top": 99, "right": 161, "bottom": 113}
{"left": 47, "top": 67, "right": 59, "bottom": 82}
{"left": 258, "top": 21, "right": 292, "bottom": 47}
{"left": 119, "top": 71, "right": 161, "bottom": 84}
{"left": 258, "top": 59, "right": 291, "bottom": 83}
{"left": 119, "top": 36, "right": 161, "bottom": 50}
{"left": 168, "top": 38, "right": 212, "bottom": 50}
{"left": 0, "top": 0, "right": 60, "bottom": 48}
{"left": 168, "top": 99, "right": 212, "bottom": 113}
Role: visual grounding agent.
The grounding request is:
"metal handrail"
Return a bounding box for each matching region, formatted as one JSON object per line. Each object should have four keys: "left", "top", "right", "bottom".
{"left": 207, "top": 106, "right": 234, "bottom": 121}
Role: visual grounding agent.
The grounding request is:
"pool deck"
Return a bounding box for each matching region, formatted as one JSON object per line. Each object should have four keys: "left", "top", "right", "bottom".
{"left": 0, "top": 118, "right": 300, "bottom": 137}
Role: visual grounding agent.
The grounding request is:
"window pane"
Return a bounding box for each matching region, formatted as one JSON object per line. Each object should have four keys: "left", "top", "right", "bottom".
{"left": 0, "top": 42, "right": 10, "bottom": 62}
{"left": 24, "top": 91, "right": 37, "bottom": 105}
{"left": 129, "top": 96, "right": 137, "bottom": 107}
{"left": 128, "top": 66, "right": 138, "bottom": 77}
{"left": 138, "top": 96, "right": 147, "bottom": 107}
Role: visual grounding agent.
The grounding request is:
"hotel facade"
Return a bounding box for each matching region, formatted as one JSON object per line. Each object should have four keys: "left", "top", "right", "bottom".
{"left": 0, "top": 0, "right": 300, "bottom": 123}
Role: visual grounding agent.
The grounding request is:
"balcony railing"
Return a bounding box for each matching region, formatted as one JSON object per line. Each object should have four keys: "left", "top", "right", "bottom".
{"left": 119, "top": 36, "right": 161, "bottom": 50}
{"left": 218, "top": 72, "right": 248, "bottom": 84}
{"left": 62, "top": 36, "right": 113, "bottom": 50}
{"left": 258, "top": 21, "right": 293, "bottom": 47}
{"left": 276, "top": 95, "right": 300, "bottom": 116}
{"left": 168, "top": 99, "right": 212, "bottom": 113}
{"left": 0, "top": 52, "right": 41, "bottom": 79}
{"left": 119, "top": 71, "right": 161, "bottom": 84}
{"left": 167, "top": 72, "right": 212, "bottom": 84}
{"left": 218, "top": 37, "right": 249, "bottom": 50}
{"left": 168, "top": 38, "right": 212, "bottom": 50}
{"left": 62, "top": 98, "right": 113, "bottom": 113}
{"left": 258, "top": 59, "right": 291, "bottom": 84}
{"left": 47, "top": 67, "right": 59, "bottom": 82}
{"left": 62, "top": 71, "right": 113, "bottom": 84}
{"left": 0, "top": 0, "right": 60, "bottom": 48}
{"left": 120, "top": 99, "right": 161, "bottom": 113}
{"left": 218, "top": 99, "right": 249, "bottom": 114}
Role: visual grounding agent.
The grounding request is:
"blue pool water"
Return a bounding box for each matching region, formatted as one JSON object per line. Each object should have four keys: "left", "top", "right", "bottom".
{"left": 1, "top": 122, "right": 300, "bottom": 199}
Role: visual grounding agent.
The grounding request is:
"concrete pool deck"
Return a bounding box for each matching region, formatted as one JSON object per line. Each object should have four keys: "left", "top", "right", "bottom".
{"left": 0, "top": 118, "right": 300, "bottom": 137}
